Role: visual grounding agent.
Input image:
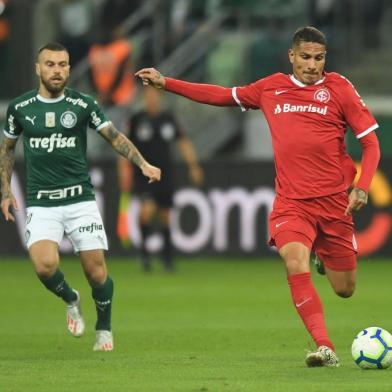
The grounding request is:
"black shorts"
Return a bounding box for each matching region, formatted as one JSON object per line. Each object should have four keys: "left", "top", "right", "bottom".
{"left": 134, "top": 180, "right": 174, "bottom": 208}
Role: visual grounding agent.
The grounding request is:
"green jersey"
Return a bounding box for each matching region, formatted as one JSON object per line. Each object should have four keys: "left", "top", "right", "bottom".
{"left": 3, "top": 88, "right": 110, "bottom": 207}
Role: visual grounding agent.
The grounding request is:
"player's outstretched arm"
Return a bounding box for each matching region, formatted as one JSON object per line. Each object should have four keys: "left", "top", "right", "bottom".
{"left": 135, "top": 68, "right": 236, "bottom": 107}
{"left": 135, "top": 68, "right": 166, "bottom": 88}
{"left": 0, "top": 137, "right": 18, "bottom": 222}
{"left": 100, "top": 123, "right": 161, "bottom": 183}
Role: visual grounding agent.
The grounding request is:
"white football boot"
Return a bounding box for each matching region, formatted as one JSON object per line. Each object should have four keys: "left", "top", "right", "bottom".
{"left": 66, "top": 290, "right": 85, "bottom": 337}
{"left": 305, "top": 345, "right": 340, "bottom": 367}
{"left": 93, "top": 330, "right": 114, "bottom": 351}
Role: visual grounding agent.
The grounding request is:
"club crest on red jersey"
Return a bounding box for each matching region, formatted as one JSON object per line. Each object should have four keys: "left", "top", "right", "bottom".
{"left": 314, "top": 88, "right": 330, "bottom": 103}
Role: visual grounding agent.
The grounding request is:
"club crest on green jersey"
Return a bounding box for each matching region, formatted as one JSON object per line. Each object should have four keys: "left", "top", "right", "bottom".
{"left": 60, "top": 111, "right": 77, "bottom": 128}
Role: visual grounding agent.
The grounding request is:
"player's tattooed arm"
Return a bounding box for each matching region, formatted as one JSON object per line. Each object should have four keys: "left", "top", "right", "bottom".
{"left": 345, "top": 187, "right": 368, "bottom": 216}
{"left": 100, "top": 123, "right": 161, "bottom": 183}
{"left": 0, "top": 137, "right": 18, "bottom": 221}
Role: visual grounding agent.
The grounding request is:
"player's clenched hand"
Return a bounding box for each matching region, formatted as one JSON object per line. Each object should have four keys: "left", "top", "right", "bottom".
{"left": 345, "top": 188, "right": 368, "bottom": 215}
{"left": 135, "top": 68, "right": 166, "bottom": 89}
{"left": 1, "top": 193, "right": 18, "bottom": 222}
{"left": 141, "top": 162, "right": 161, "bottom": 183}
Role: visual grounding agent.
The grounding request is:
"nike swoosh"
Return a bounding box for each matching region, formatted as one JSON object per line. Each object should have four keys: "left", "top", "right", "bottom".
{"left": 295, "top": 297, "right": 312, "bottom": 308}
{"left": 275, "top": 90, "right": 288, "bottom": 95}
{"left": 275, "top": 221, "right": 288, "bottom": 228}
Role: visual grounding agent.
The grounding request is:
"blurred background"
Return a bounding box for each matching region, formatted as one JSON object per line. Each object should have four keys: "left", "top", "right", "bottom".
{"left": 0, "top": 0, "right": 391, "bottom": 258}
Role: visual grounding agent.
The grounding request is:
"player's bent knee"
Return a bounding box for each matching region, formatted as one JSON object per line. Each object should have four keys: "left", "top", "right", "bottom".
{"left": 34, "top": 261, "right": 58, "bottom": 278}
{"left": 334, "top": 280, "right": 355, "bottom": 298}
{"left": 84, "top": 264, "right": 107, "bottom": 285}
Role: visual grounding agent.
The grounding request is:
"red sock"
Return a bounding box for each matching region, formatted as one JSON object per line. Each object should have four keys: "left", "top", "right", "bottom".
{"left": 287, "top": 272, "right": 334, "bottom": 351}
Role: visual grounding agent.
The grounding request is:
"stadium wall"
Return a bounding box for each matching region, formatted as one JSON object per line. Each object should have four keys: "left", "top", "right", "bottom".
{"left": 0, "top": 160, "right": 391, "bottom": 258}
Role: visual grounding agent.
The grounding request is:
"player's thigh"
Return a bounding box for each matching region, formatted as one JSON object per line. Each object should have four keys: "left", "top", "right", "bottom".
{"left": 25, "top": 206, "right": 65, "bottom": 250}
{"left": 269, "top": 196, "right": 316, "bottom": 275}
{"left": 63, "top": 201, "right": 108, "bottom": 253}
{"left": 29, "top": 240, "right": 60, "bottom": 277}
{"left": 314, "top": 216, "right": 357, "bottom": 269}
{"left": 279, "top": 240, "right": 312, "bottom": 275}
{"left": 79, "top": 249, "right": 107, "bottom": 285}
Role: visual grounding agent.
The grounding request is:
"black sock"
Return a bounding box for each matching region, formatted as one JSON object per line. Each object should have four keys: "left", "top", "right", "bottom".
{"left": 39, "top": 269, "right": 77, "bottom": 303}
{"left": 162, "top": 227, "right": 173, "bottom": 270}
{"left": 92, "top": 276, "right": 114, "bottom": 331}
{"left": 140, "top": 224, "right": 151, "bottom": 269}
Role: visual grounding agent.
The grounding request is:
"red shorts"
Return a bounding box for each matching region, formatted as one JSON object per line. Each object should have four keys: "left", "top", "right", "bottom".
{"left": 269, "top": 191, "right": 357, "bottom": 271}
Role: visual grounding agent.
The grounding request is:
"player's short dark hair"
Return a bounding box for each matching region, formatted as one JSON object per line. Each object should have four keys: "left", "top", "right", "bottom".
{"left": 292, "top": 26, "right": 327, "bottom": 47}
{"left": 37, "top": 43, "right": 69, "bottom": 58}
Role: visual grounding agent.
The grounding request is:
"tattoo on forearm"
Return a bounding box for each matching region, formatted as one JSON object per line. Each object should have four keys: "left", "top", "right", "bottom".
{"left": 105, "top": 124, "right": 145, "bottom": 168}
{"left": 0, "top": 142, "right": 15, "bottom": 199}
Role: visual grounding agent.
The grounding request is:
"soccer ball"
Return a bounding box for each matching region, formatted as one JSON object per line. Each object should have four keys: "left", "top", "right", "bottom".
{"left": 351, "top": 327, "right": 392, "bottom": 369}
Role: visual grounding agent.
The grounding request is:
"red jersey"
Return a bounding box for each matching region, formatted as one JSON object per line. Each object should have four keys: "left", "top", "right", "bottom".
{"left": 233, "top": 72, "right": 378, "bottom": 199}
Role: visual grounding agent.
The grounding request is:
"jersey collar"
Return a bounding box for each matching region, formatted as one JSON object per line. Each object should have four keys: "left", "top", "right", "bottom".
{"left": 36, "top": 94, "right": 65, "bottom": 103}
{"left": 289, "top": 74, "right": 326, "bottom": 87}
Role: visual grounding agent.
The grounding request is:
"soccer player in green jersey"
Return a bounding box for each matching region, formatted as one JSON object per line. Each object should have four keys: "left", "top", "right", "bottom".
{"left": 0, "top": 43, "right": 161, "bottom": 351}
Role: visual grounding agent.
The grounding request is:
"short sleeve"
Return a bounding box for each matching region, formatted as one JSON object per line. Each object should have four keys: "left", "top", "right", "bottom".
{"left": 339, "top": 77, "right": 378, "bottom": 139}
{"left": 88, "top": 99, "right": 111, "bottom": 131}
{"left": 3, "top": 105, "right": 22, "bottom": 139}
{"left": 232, "top": 78, "right": 266, "bottom": 112}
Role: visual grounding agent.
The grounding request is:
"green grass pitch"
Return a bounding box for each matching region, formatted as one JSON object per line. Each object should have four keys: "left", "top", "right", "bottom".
{"left": 0, "top": 257, "right": 391, "bottom": 391}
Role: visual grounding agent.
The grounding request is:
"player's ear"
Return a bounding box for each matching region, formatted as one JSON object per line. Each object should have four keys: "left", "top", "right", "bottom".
{"left": 288, "top": 48, "right": 294, "bottom": 64}
{"left": 35, "top": 62, "right": 41, "bottom": 77}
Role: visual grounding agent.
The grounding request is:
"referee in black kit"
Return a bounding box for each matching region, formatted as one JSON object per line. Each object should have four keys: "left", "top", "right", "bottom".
{"left": 118, "top": 86, "right": 203, "bottom": 271}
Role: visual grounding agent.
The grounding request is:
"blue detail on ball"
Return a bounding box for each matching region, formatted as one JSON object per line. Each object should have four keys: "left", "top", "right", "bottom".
{"left": 356, "top": 328, "right": 392, "bottom": 369}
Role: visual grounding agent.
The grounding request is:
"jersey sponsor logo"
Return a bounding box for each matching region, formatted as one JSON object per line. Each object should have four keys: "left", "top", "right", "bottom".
{"left": 46, "top": 112, "right": 56, "bottom": 128}
{"left": 274, "top": 103, "right": 328, "bottom": 115}
{"left": 275, "top": 89, "right": 288, "bottom": 95}
{"left": 78, "top": 222, "right": 103, "bottom": 233}
{"left": 25, "top": 115, "right": 36, "bottom": 125}
{"left": 65, "top": 97, "right": 88, "bottom": 109}
{"left": 36, "top": 184, "right": 83, "bottom": 200}
{"left": 15, "top": 97, "right": 36, "bottom": 110}
{"left": 29, "top": 133, "right": 76, "bottom": 152}
{"left": 60, "top": 111, "right": 77, "bottom": 128}
{"left": 90, "top": 111, "right": 102, "bottom": 128}
{"left": 314, "top": 88, "right": 331, "bottom": 103}
{"left": 7, "top": 114, "right": 16, "bottom": 133}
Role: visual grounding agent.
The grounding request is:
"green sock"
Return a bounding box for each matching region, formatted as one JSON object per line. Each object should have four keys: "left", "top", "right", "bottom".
{"left": 92, "top": 276, "right": 114, "bottom": 331}
{"left": 39, "top": 269, "right": 77, "bottom": 303}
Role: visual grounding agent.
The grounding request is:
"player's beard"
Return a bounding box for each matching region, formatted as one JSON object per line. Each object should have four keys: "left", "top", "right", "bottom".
{"left": 41, "top": 75, "right": 69, "bottom": 95}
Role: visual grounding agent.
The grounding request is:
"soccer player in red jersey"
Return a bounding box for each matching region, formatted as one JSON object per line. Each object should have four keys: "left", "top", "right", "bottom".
{"left": 135, "top": 26, "right": 380, "bottom": 367}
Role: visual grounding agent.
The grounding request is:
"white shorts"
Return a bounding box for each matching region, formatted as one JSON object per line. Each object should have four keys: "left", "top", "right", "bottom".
{"left": 25, "top": 201, "right": 108, "bottom": 252}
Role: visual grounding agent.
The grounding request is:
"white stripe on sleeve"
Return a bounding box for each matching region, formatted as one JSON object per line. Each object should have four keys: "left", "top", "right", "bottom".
{"left": 232, "top": 87, "right": 247, "bottom": 112}
{"left": 96, "top": 121, "right": 111, "bottom": 132}
{"left": 3, "top": 130, "right": 18, "bottom": 139}
{"left": 356, "top": 123, "right": 379, "bottom": 139}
